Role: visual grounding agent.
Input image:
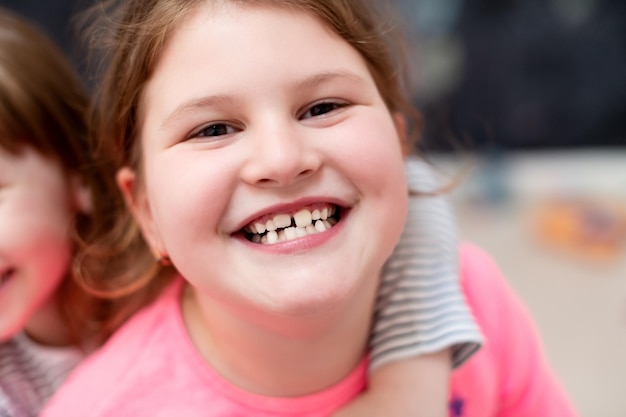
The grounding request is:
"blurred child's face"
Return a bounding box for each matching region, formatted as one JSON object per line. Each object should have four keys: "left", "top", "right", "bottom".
{"left": 120, "top": 4, "right": 408, "bottom": 318}
{"left": 0, "top": 147, "right": 74, "bottom": 342}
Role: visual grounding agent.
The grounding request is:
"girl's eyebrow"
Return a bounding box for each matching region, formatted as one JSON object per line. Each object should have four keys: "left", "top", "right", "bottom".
{"left": 161, "top": 95, "right": 235, "bottom": 129}
{"left": 161, "top": 70, "right": 367, "bottom": 129}
{"left": 294, "top": 70, "right": 367, "bottom": 91}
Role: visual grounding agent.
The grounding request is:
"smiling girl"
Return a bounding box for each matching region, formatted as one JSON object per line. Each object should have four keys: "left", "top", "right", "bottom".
{"left": 42, "top": 1, "right": 575, "bottom": 416}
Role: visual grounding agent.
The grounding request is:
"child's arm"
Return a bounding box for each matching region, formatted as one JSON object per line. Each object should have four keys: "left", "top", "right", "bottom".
{"left": 334, "top": 158, "right": 482, "bottom": 416}
{"left": 333, "top": 350, "right": 451, "bottom": 416}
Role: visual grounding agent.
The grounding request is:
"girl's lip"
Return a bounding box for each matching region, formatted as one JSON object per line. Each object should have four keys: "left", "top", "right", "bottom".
{"left": 233, "top": 196, "right": 350, "bottom": 233}
{"left": 234, "top": 207, "right": 350, "bottom": 252}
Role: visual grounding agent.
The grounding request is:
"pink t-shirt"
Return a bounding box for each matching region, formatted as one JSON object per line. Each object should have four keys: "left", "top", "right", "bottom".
{"left": 42, "top": 244, "right": 577, "bottom": 416}
{"left": 448, "top": 244, "right": 577, "bottom": 416}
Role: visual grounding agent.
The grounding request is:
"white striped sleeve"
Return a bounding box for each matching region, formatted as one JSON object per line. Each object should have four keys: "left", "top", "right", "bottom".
{"left": 0, "top": 333, "right": 82, "bottom": 417}
{"left": 368, "top": 158, "right": 482, "bottom": 371}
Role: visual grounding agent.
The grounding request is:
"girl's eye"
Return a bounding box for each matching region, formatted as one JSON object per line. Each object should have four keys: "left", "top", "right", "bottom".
{"left": 191, "top": 123, "right": 238, "bottom": 139}
{"left": 300, "top": 101, "right": 346, "bottom": 120}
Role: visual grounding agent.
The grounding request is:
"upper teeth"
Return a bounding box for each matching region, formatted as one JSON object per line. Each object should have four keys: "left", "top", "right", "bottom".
{"left": 244, "top": 206, "right": 338, "bottom": 244}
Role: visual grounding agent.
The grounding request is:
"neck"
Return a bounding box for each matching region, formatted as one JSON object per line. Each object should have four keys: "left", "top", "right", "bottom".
{"left": 24, "top": 292, "right": 71, "bottom": 346}
{"left": 181, "top": 278, "right": 377, "bottom": 397}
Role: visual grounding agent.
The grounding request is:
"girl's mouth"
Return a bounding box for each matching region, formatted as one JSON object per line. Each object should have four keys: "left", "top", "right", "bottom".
{"left": 242, "top": 203, "right": 341, "bottom": 245}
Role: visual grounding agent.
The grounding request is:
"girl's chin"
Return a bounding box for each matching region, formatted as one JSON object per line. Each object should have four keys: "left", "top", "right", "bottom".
{"left": 252, "top": 273, "right": 370, "bottom": 318}
{"left": 261, "top": 293, "right": 349, "bottom": 317}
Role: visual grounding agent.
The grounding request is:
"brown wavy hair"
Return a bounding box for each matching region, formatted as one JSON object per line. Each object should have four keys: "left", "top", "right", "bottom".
{"left": 78, "top": 0, "right": 423, "bottom": 339}
{"left": 0, "top": 7, "right": 116, "bottom": 347}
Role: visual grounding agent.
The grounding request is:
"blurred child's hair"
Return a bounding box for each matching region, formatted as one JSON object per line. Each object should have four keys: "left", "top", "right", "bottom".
{"left": 78, "top": 0, "right": 422, "bottom": 335}
{"left": 0, "top": 7, "right": 117, "bottom": 345}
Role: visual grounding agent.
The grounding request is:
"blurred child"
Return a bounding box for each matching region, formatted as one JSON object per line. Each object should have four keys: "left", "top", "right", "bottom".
{"left": 0, "top": 7, "right": 116, "bottom": 417}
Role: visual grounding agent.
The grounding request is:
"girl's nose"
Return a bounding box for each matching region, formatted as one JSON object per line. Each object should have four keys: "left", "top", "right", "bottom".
{"left": 241, "top": 122, "right": 321, "bottom": 188}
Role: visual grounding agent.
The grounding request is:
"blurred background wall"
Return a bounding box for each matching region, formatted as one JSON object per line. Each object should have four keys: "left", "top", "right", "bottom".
{"left": 2, "top": 0, "right": 625, "bottom": 151}
{"left": 394, "top": 0, "right": 626, "bottom": 152}
{"left": 2, "top": 1, "right": 625, "bottom": 416}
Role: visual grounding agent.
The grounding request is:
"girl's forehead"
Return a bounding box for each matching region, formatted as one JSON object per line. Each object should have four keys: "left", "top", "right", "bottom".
{"left": 159, "top": 3, "right": 361, "bottom": 78}
{"left": 143, "top": 4, "right": 370, "bottom": 109}
{"left": 164, "top": 1, "right": 339, "bottom": 52}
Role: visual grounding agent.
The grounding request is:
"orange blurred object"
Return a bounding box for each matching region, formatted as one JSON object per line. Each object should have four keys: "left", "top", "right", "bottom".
{"left": 532, "top": 197, "right": 626, "bottom": 262}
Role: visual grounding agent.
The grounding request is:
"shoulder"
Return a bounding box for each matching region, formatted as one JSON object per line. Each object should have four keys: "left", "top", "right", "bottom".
{"left": 0, "top": 340, "right": 30, "bottom": 416}
{"left": 457, "top": 242, "right": 539, "bottom": 368}
{"left": 457, "top": 242, "right": 536, "bottom": 345}
{"left": 458, "top": 242, "right": 519, "bottom": 313}
{"left": 458, "top": 242, "right": 502, "bottom": 285}
{"left": 41, "top": 280, "right": 184, "bottom": 417}
{"left": 458, "top": 242, "right": 541, "bottom": 335}
{"left": 0, "top": 336, "right": 80, "bottom": 417}
{"left": 456, "top": 243, "right": 578, "bottom": 415}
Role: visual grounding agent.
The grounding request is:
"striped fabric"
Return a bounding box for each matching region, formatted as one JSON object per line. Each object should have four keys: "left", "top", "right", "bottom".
{"left": 0, "top": 333, "right": 82, "bottom": 417}
{"left": 369, "top": 158, "right": 482, "bottom": 371}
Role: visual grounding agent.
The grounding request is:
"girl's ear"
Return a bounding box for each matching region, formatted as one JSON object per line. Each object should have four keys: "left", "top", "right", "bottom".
{"left": 70, "top": 175, "right": 93, "bottom": 214}
{"left": 116, "top": 167, "right": 167, "bottom": 261}
{"left": 392, "top": 112, "right": 410, "bottom": 156}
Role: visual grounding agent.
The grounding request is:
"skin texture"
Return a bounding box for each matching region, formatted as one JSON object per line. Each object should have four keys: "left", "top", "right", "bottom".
{"left": 118, "top": 3, "right": 408, "bottom": 397}
{"left": 334, "top": 351, "right": 451, "bottom": 416}
{"left": 0, "top": 147, "right": 76, "bottom": 345}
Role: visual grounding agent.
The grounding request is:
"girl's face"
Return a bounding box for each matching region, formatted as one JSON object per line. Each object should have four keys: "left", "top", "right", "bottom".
{"left": 0, "top": 147, "right": 75, "bottom": 342}
{"left": 121, "top": 4, "right": 408, "bottom": 319}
